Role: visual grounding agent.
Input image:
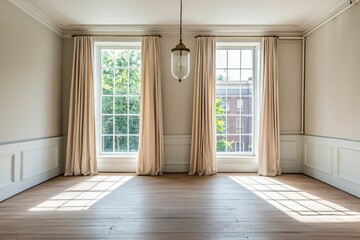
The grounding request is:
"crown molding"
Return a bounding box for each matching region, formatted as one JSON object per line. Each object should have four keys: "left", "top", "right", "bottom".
{"left": 8, "top": 0, "right": 64, "bottom": 36}
{"left": 7, "top": 0, "right": 356, "bottom": 38}
{"left": 62, "top": 24, "right": 303, "bottom": 38}
{"left": 301, "top": 0, "right": 350, "bottom": 35}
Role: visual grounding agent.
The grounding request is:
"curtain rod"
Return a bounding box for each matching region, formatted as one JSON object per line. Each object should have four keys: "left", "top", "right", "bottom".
{"left": 71, "top": 34, "right": 162, "bottom": 38}
{"left": 194, "top": 35, "right": 303, "bottom": 40}
{"left": 195, "top": 35, "right": 279, "bottom": 38}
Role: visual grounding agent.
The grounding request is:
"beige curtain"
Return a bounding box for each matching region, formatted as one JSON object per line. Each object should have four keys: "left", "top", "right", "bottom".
{"left": 189, "top": 37, "right": 217, "bottom": 175}
{"left": 65, "top": 36, "right": 97, "bottom": 176}
{"left": 136, "top": 36, "right": 164, "bottom": 175}
{"left": 258, "top": 37, "right": 281, "bottom": 177}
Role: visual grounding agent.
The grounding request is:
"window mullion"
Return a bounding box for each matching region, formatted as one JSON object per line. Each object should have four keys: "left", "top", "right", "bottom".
{"left": 127, "top": 50, "right": 130, "bottom": 153}
{"left": 112, "top": 50, "right": 116, "bottom": 153}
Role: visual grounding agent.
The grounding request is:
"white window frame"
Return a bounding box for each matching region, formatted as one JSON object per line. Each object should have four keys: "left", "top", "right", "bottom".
{"left": 94, "top": 39, "right": 141, "bottom": 172}
{"left": 215, "top": 41, "right": 260, "bottom": 167}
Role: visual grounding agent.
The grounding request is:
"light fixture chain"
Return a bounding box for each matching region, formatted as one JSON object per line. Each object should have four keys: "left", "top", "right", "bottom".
{"left": 180, "top": 0, "right": 183, "bottom": 42}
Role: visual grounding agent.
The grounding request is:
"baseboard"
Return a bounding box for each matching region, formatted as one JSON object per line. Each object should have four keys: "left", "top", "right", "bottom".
{"left": 165, "top": 164, "right": 189, "bottom": 173}
{"left": 0, "top": 137, "right": 63, "bottom": 201}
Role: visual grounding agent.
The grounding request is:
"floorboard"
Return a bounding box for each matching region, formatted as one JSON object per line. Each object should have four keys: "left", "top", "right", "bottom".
{"left": 0, "top": 173, "right": 359, "bottom": 239}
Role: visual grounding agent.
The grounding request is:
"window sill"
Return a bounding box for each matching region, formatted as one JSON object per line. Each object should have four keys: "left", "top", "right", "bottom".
{"left": 217, "top": 155, "right": 258, "bottom": 172}
{"left": 217, "top": 155, "right": 257, "bottom": 164}
{"left": 98, "top": 154, "right": 137, "bottom": 158}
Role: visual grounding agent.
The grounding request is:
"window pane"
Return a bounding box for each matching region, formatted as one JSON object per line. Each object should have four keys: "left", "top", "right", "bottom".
{"left": 129, "top": 96, "right": 140, "bottom": 114}
{"left": 241, "top": 86, "right": 253, "bottom": 96}
{"left": 228, "top": 50, "right": 240, "bottom": 68}
{"left": 102, "top": 96, "right": 113, "bottom": 114}
{"left": 241, "top": 116, "right": 253, "bottom": 134}
{"left": 103, "top": 136, "right": 113, "bottom": 152}
{"left": 216, "top": 116, "right": 226, "bottom": 134}
{"left": 114, "top": 136, "right": 127, "bottom": 152}
{"left": 227, "top": 135, "right": 239, "bottom": 153}
{"left": 216, "top": 135, "right": 227, "bottom": 152}
{"left": 216, "top": 97, "right": 225, "bottom": 115}
{"left": 216, "top": 50, "right": 227, "bottom": 68}
{"left": 115, "top": 49, "right": 129, "bottom": 68}
{"left": 102, "top": 116, "right": 113, "bottom": 134}
{"left": 115, "top": 69, "right": 128, "bottom": 95}
{"left": 241, "top": 135, "right": 253, "bottom": 152}
{"left": 115, "top": 97, "right": 128, "bottom": 114}
{"left": 241, "top": 50, "right": 253, "bottom": 68}
{"left": 129, "top": 136, "right": 139, "bottom": 152}
{"left": 101, "top": 49, "right": 114, "bottom": 69}
{"left": 236, "top": 116, "right": 241, "bottom": 134}
{"left": 228, "top": 70, "right": 240, "bottom": 81}
{"left": 102, "top": 68, "right": 114, "bottom": 95}
{"left": 224, "top": 97, "right": 230, "bottom": 112}
{"left": 241, "top": 70, "right": 253, "bottom": 81}
{"left": 129, "top": 50, "right": 141, "bottom": 67}
{"left": 235, "top": 139, "right": 243, "bottom": 153}
{"left": 115, "top": 116, "right": 127, "bottom": 134}
{"left": 129, "top": 116, "right": 140, "bottom": 134}
{"left": 129, "top": 68, "right": 141, "bottom": 95}
{"left": 227, "top": 116, "right": 238, "bottom": 135}
{"left": 242, "top": 97, "right": 252, "bottom": 114}
{"left": 216, "top": 69, "right": 227, "bottom": 82}
{"left": 227, "top": 86, "right": 240, "bottom": 109}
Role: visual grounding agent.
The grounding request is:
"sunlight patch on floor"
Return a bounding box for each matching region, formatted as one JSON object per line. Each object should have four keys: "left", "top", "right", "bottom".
{"left": 229, "top": 176, "right": 360, "bottom": 223}
{"left": 29, "top": 175, "right": 133, "bottom": 212}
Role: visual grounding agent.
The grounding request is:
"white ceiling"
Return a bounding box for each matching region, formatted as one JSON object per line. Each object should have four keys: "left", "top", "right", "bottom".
{"left": 9, "top": 0, "right": 350, "bottom": 36}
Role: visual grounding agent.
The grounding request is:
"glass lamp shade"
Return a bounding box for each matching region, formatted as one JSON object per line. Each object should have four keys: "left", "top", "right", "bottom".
{"left": 171, "top": 42, "right": 190, "bottom": 81}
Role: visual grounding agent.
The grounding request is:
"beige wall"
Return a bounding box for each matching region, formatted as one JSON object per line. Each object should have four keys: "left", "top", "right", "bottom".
{"left": 161, "top": 35, "right": 196, "bottom": 135}
{"left": 62, "top": 38, "right": 74, "bottom": 136}
{"left": 62, "top": 35, "right": 302, "bottom": 137}
{"left": 305, "top": 3, "right": 360, "bottom": 141}
{"left": 0, "top": 1, "right": 62, "bottom": 144}
{"left": 278, "top": 40, "right": 303, "bottom": 134}
{"left": 61, "top": 35, "right": 197, "bottom": 136}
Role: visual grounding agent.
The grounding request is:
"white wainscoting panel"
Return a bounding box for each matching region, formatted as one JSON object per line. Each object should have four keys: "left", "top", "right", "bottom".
{"left": 0, "top": 137, "right": 63, "bottom": 202}
{"left": 337, "top": 148, "right": 360, "bottom": 185}
{"left": 97, "top": 156, "right": 137, "bottom": 172}
{"left": 303, "top": 135, "right": 360, "bottom": 198}
{"left": 304, "top": 142, "right": 333, "bottom": 175}
{"left": 280, "top": 135, "right": 303, "bottom": 173}
{"left": 164, "top": 135, "right": 191, "bottom": 172}
{"left": 22, "top": 144, "right": 59, "bottom": 180}
{"left": 163, "top": 134, "right": 302, "bottom": 173}
{"left": 0, "top": 152, "right": 16, "bottom": 190}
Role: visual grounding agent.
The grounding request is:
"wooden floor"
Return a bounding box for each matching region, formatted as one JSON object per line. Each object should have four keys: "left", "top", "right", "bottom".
{"left": 0, "top": 173, "right": 360, "bottom": 240}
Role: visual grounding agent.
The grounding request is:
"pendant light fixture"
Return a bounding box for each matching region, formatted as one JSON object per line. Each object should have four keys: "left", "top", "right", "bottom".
{"left": 171, "top": 0, "right": 190, "bottom": 82}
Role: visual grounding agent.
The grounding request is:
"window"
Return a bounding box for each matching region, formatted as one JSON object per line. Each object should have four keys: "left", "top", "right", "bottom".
{"left": 235, "top": 142, "right": 244, "bottom": 152}
{"left": 236, "top": 117, "right": 243, "bottom": 134}
{"left": 98, "top": 46, "right": 141, "bottom": 154}
{"left": 237, "top": 98, "right": 244, "bottom": 113}
{"left": 216, "top": 46, "right": 257, "bottom": 154}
